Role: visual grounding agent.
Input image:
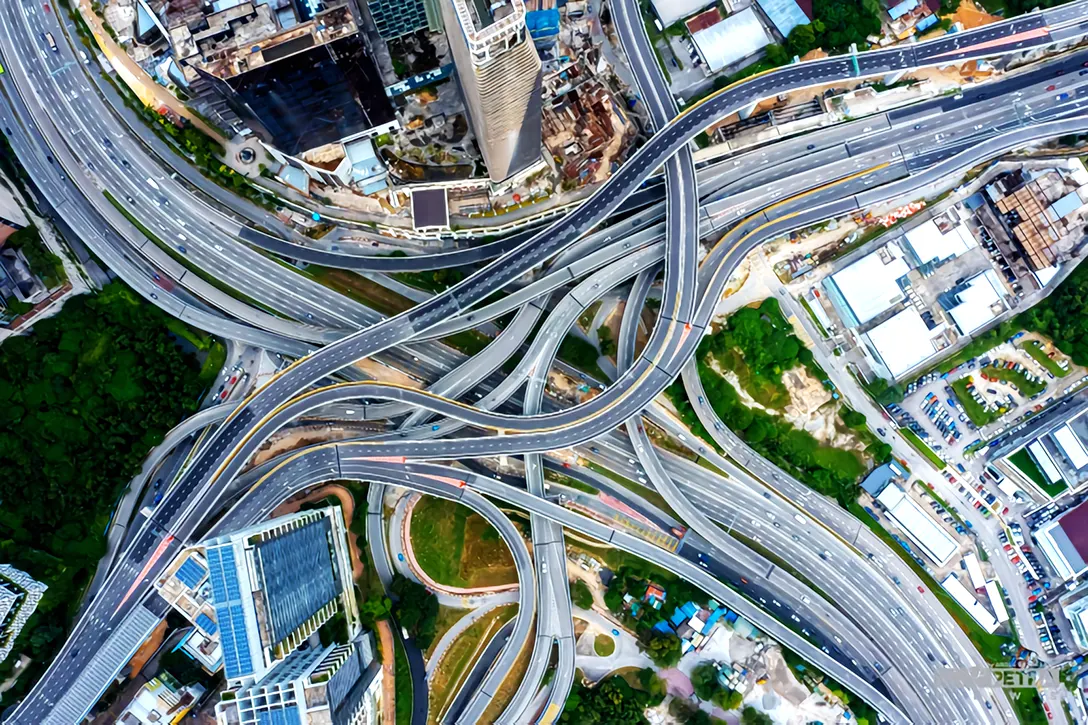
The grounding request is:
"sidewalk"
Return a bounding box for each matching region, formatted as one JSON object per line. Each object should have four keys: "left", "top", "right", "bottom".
{"left": 376, "top": 620, "right": 397, "bottom": 725}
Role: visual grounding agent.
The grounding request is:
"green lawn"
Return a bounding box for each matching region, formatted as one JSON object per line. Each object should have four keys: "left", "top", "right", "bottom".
{"left": 900, "top": 429, "right": 946, "bottom": 469}
{"left": 409, "top": 497, "right": 518, "bottom": 588}
{"left": 980, "top": 362, "right": 1046, "bottom": 398}
{"left": 951, "top": 378, "right": 1000, "bottom": 427}
{"left": 594, "top": 634, "right": 616, "bottom": 656}
{"left": 1020, "top": 339, "right": 1070, "bottom": 378}
{"left": 1008, "top": 449, "right": 1067, "bottom": 497}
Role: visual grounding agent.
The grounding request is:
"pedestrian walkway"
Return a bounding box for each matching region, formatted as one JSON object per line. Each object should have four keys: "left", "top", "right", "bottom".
{"left": 376, "top": 620, "right": 397, "bottom": 725}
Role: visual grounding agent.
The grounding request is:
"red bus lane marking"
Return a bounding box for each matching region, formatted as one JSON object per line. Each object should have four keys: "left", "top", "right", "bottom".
{"left": 114, "top": 534, "right": 174, "bottom": 615}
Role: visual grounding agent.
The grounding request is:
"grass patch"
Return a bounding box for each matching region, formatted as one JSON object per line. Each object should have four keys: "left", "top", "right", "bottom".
{"left": 578, "top": 301, "right": 602, "bottom": 332}
{"left": 716, "top": 347, "right": 791, "bottom": 410}
{"left": 479, "top": 623, "right": 536, "bottom": 722}
{"left": 848, "top": 502, "right": 1014, "bottom": 663}
{"left": 409, "top": 497, "right": 517, "bottom": 588}
{"left": 951, "top": 378, "right": 1000, "bottom": 427}
{"left": 543, "top": 467, "right": 599, "bottom": 495}
{"left": 197, "top": 341, "right": 227, "bottom": 389}
{"left": 1021, "top": 339, "right": 1070, "bottom": 378}
{"left": 558, "top": 334, "right": 608, "bottom": 381}
{"left": 979, "top": 361, "right": 1046, "bottom": 398}
{"left": 430, "top": 604, "right": 517, "bottom": 722}
{"left": 426, "top": 606, "right": 468, "bottom": 660}
{"left": 304, "top": 265, "right": 414, "bottom": 317}
{"left": 392, "top": 628, "right": 413, "bottom": 725}
{"left": 797, "top": 296, "right": 828, "bottom": 338}
{"left": 900, "top": 429, "right": 946, "bottom": 469}
{"left": 1008, "top": 449, "right": 1067, "bottom": 497}
{"left": 594, "top": 633, "right": 616, "bottom": 656}
{"left": 584, "top": 461, "right": 680, "bottom": 521}
{"left": 442, "top": 329, "right": 492, "bottom": 357}
{"left": 1009, "top": 688, "right": 1048, "bottom": 725}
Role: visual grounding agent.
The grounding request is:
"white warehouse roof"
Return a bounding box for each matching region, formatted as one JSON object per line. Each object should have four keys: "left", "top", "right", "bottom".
{"left": 1053, "top": 424, "right": 1088, "bottom": 470}
{"left": 650, "top": 0, "right": 716, "bottom": 28}
{"left": 876, "top": 484, "right": 958, "bottom": 566}
{"left": 946, "top": 270, "right": 1007, "bottom": 335}
{"left": 863, "top": 308, "right": 941, "bottom": 380}
{"left": 903, "top": 218, "right": 977, "bottom": 266}
{"left": 824, "top": 243, "right": 911, "bottom": 327}
{"left": 691, "top": 9, "right": 772, "bottom": 73}
{"left": 1028, "top": 440, "right": 1064, "bottom": 484}
{"left": 941, "top": 574, "right": 999, "bottom": 633}
{"left": 963, "top": 552, "right": 986, "bottom": 590}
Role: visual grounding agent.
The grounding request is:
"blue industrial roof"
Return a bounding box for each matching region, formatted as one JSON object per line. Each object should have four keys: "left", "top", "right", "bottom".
{"left": 257, "top": 706, "right": 301, "bottom": 725}
{"left": 175, "top": 558, "right": 207, "bottom": 590}
{"left": 888, "top": 0, "right": 919, "bottom": 19}
{"left": 653, "top": 620, "right": 674, "bottom": 634}
{"left": 860, "top": 462, "right": 905, "bottom": 497}
{"left": 195, "top": 612, "right": 218, "bottom": 636}
{"left": 669, "top": 609, "right": 688, "bottom": 627}
{"left": 1051, "top": 191, "right": 1083, "bottom": 220}
{"left": 207, "top": 545, "right": 255, "bottom": 679}
{"left": 755, "top": 0, "right": 810, "bottom": 38}
{"left": 915, "top": 12, "right": 938, "bottom": 31}
{"left": 253, "top": 518, "right": 340, "bottom": 647}
{"left": 679, "top": 601, "right": 700, "bottom": 618}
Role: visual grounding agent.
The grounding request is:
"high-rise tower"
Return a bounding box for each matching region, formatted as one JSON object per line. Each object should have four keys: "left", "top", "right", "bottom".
{"left": 441, "top": 0, "right": 543, "bottom": 181}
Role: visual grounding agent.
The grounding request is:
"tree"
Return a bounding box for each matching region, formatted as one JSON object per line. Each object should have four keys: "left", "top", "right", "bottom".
{"left": 763, "top": 43, "right": 789, "bottom": 67}
{"left": 741, "top": 706, "right": 775, "bottom": 725}
{"left": 713, "top": 687, "right": 744, "bottom": 710}
{"left": 604, "top": 587, "right": 624, "bottom": 614}
{"left": 390, "top": 574, "right": 439, "bottom": 647}
{"left": 570, "top": 579, "right": 594, "bottom": 609}
{"left": 841, "top": 408, "right": 867, "bottom": 429}
{"left": 359, "top": 593, "right": 392, "bottom": 626}
{"left": 690, "top": 661, "right": 721, "bottom": 700}
{"left": 560, "top": 676, "right": 650, "bottom": 724}
{"left": 637, "top": 667, "right": 667, "bottom": 705}
{"left": 598, "top": 326, "right": 617, "bottom": 357}
{"left": 645, "top": 632, "right": 682, "bottom": 668}
{"left": 787, "top": 23, "right": 817, "bottom": 58}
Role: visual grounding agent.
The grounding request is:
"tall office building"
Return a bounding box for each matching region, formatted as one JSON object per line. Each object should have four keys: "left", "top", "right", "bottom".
{"left": 201, "top": 507, "right": 360, "bottom": 685}
{"left": 441, "top": 0, "right": 543, "bottom": 182}
{"left": 366, "top": 0, "right": 443, "bottom": 39}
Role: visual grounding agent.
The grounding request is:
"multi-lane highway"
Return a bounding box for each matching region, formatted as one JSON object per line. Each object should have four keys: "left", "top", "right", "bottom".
{"left": 7, "top": 2, "right": 1088, "bottom": 723}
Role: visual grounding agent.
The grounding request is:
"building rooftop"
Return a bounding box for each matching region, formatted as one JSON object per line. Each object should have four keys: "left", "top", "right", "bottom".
{"left": 649, "top": 0, "right": 716, "bottom": 28}
{"left": 876, "top": 485, "right": 958, "bottom": 565}
{"left": 755, "top": 0, "right": 811, "bottom": 38}
{"left": 824, "top": 242, "right": 911, "bottom": 327}
{"left": 862, "top": 307, "right": 942, "bottom": 380}
{"left": 860, "top": 460, "right": 907, "bottom": 497}
{"left": 942, "top": 270, "right": 1007, "bottom": 336}
{"left": 690, "top": 9, "right": 772, "bottom": 74}
{"left": 1052, "top": 424, "right": 1088, "bottom": 470}
{"left": 1036, "top": 501, "right": 1088, "bottom": 581}
{"left": 902, "top": 216, "right": 977, "bottom": 266}
{"left": 253, "top": 517, "right": 340, "bottom": 648}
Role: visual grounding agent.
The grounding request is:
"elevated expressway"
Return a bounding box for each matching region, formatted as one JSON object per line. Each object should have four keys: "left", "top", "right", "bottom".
{"left": 6, "top": 5, "right": 1088, "bottom": 724}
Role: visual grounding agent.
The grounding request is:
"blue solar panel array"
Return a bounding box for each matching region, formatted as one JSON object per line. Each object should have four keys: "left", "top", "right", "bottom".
{"left": 256, "top": 706, "right": 301, "bottom": 725}
{"left": 206, "top": 545, "right": 255, "bottom": 678}
{"left": 755, "top": 0, "right": 810, "bottom": 38}
{"left": 175, "top": 557, "right": 207, "bottom": 589}
{"left": 253, "top": 518, "right": 339, "bottom": 647}
{"left": 195, "top": 612, "right": 218, "bottom": 636}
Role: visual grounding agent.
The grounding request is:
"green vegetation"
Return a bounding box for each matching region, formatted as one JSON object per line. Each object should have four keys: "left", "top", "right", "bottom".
{"left": 797, "top": 296, "right": 828, "bottom": 338}
{"left": 5, "top": 225, "right": 66, "bottom": 288}
{"left": 593, "top": 633, "right": 616, "bottom": 657}
{"left": 951, "top": 378, "right": 999, "bottom": 427}
{"left": 578, "top": 301, "right": 602, "bottom": 332}
{"left": 409, "top": 497, "right": 517, "bottom": 588}
{"left": 860, "top": 375, "right": 905, "bottom": 406}
{"left": 392, "top": 632, "right": 413, "bottom": 725}
{"left": 785, "top": 0, "right": 882, "bottom": 55}
{"left": 543, "top": 467, "right": 598, "bottom": 495}
{"left": 429, "top": 604, "right": 516, "bottom": 719}
{"left": 980, "top": 361, "right": 1046, "bottom": 398}
{"left": 390, "top": 574, "right": 439, "bottom": 648}
{"left": 570, "top": 579, "right": 594, "bottom": 609}
{"left": 741, "top": 708, "right": 774, "bottom": 725}
{"left": 690, "top": 662, "right": 744, "bottom": 710}
{"left": 558, "top": 334, "right": 608, "bottom": 380}
{"left": 562, "top": 674, "right": 656, "bottom": 724}
{"left": 0, "top": 283, "right": 211, "bottom": 705}
{"left": 900, "top": 429, "right": 946, "bottom": 469}
{"left": 392, "top": 267, "right": 465, "bottom": 294}
{"left": 1008, "top": 449, "right": 1067, "bottom": 497}
{"left": 779, "top": 648, "right": 878, "bottom": 725}
{"left": 1021, "top": 339, "right": 1070, "bottom": 377}
{"left": 1009, "top": 688, "right": 1049, "bottom": 725}
{"left": 598, "top": 326, "right": 617, "bottom": 358}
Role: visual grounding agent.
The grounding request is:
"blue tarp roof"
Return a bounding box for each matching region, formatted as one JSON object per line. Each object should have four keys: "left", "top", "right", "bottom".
{"left": 653, "top": 620, "right": 674, "bottom": 634}
{"left": 755, "top": 0, "right": 810, "bottom": 38}
{"left": 526, "top": 9, "right": 560, "bottom": 38}
{"left": 915, "top": 12, "right": 938, "bottom": 31}
{"left": 680, "top": 601, "right": 700, "bottom": 618}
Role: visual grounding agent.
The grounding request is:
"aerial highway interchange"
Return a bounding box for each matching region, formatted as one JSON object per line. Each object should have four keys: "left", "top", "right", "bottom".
{"left": 5, "top": 0, "right": 1088, "bottom": 723}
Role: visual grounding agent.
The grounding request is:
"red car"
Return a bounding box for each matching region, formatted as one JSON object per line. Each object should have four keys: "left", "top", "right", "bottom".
{"left": 918, "top": 586, "right": 925, "bottom": 593}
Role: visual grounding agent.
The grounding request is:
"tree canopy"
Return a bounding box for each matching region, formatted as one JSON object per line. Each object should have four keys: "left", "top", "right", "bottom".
{"left": 561, "top": 675, "right": 651, "bottom": 724}
{"left": 390, "top": 574, "right": 439, "bottom": 648}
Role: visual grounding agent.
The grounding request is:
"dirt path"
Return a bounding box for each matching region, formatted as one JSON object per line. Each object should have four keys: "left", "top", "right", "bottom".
{"left": 273, "top": 484, "right": 364, "bottom": 580}
{"left": 376, "top": 620, "right": 397, "bottom": 725}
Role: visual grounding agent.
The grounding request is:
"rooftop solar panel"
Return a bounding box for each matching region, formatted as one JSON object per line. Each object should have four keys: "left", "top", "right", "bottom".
{"left": 175, "top": 557, "right": 207, "bottom": 589}
{"left": 195, "top": 612, "right": 218, "bottom": 635}
{"left": 206, "top": 544, "right": 255, "bottom": 679}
